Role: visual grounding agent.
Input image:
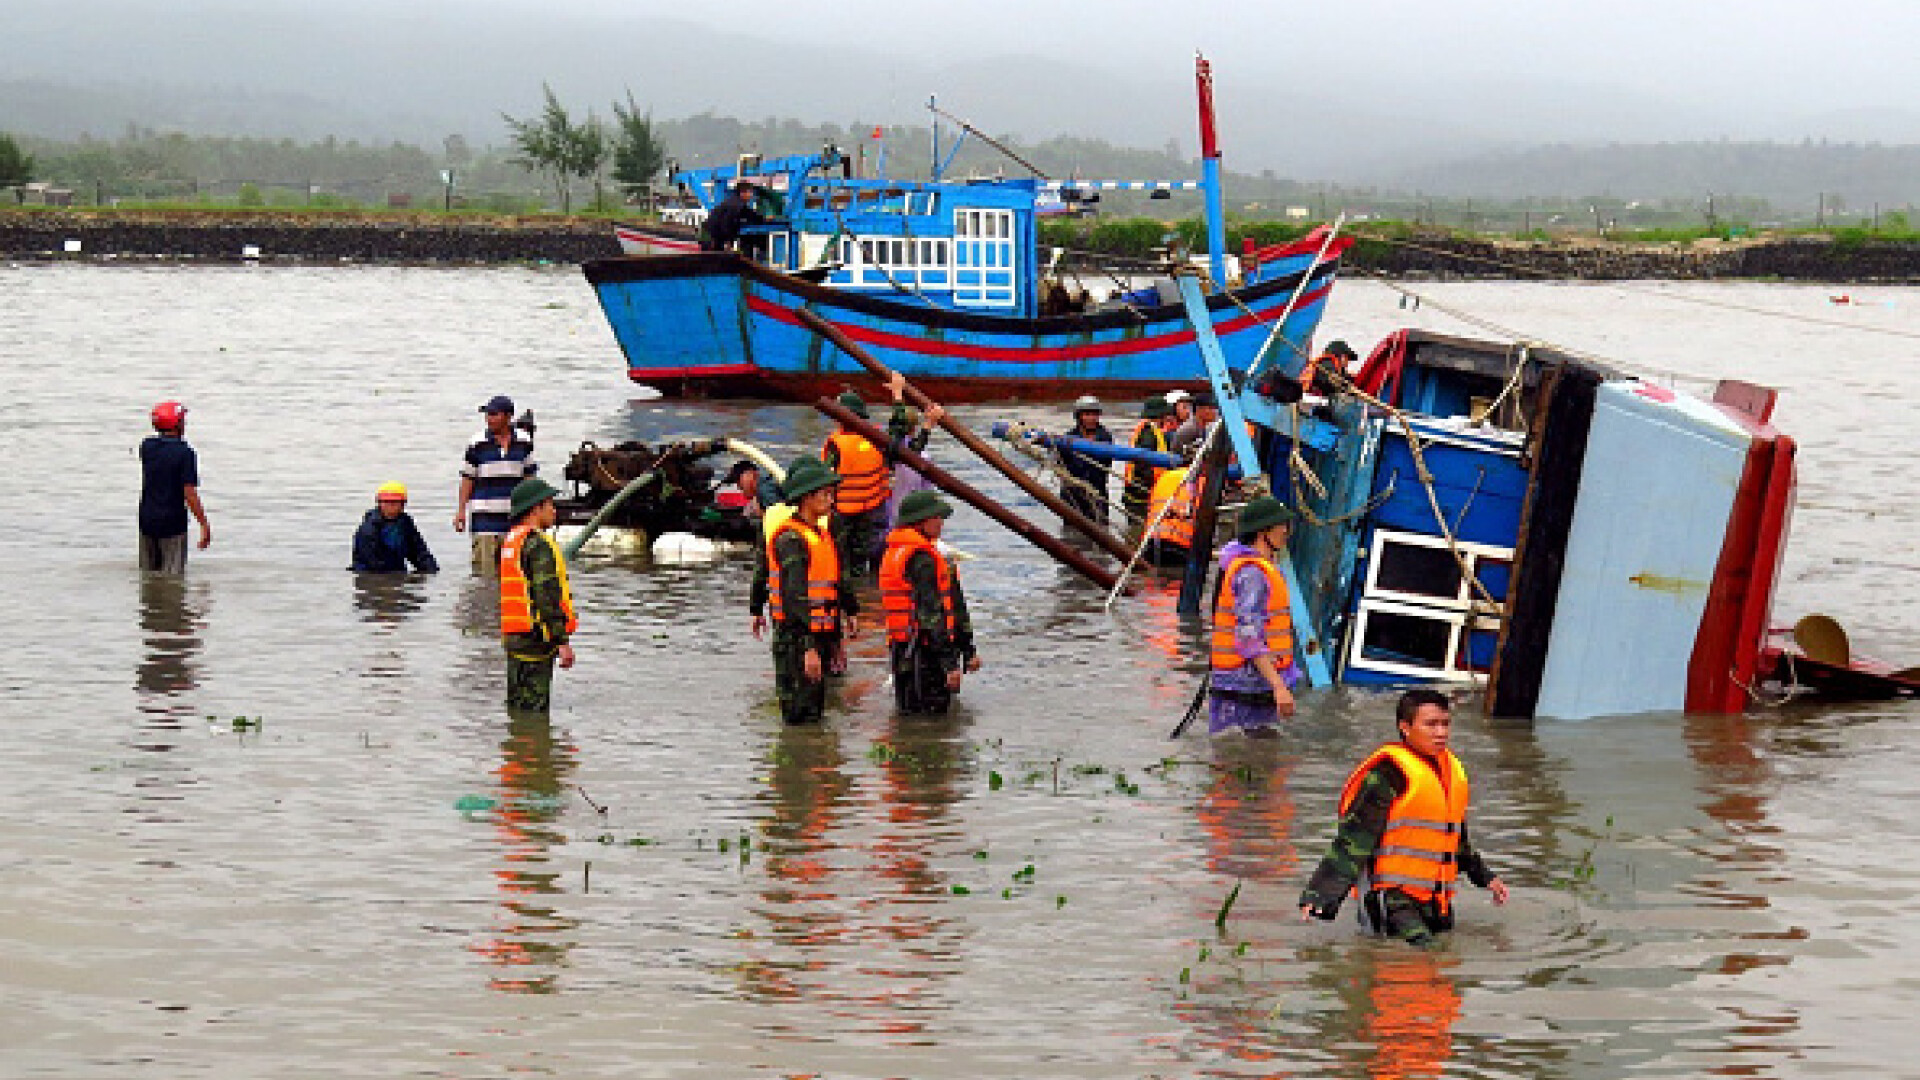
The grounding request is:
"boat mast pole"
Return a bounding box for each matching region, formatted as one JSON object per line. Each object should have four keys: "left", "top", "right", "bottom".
{"left": 929, "top": 96, "right": 940, "bottom": 181}
{"left": 1196, "top": 52, "right": 1228, "bottom": 287}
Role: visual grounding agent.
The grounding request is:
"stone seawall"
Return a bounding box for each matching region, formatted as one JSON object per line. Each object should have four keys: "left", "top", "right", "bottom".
{"left": 8, "top": 210, "right": 1920, "bottom": 280}
{"left": 1346, "top": 235, "right": 1920, "bottom": 282}
{"left": 0, "top": 210, "right": 623, "bottom": 264}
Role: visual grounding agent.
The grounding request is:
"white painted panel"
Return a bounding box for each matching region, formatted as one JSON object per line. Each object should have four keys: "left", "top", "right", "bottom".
{"left": 1534, "top": 382, "right": 1749, "bottom": 719}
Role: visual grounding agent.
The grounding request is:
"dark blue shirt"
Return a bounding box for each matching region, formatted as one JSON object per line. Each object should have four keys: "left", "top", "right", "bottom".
{"left": 139, "top": 434, "right": 200, "bottom": 538}
{"left": 460, "top": 434, "right": 537, "bottom": 536}
{"left": 350, "top": 508, "right": 440, "bottom": 573}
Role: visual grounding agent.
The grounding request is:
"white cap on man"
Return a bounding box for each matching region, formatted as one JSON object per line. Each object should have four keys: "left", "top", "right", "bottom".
{"left": 1165, "top": 389, "right": 1192, "bottom": 405}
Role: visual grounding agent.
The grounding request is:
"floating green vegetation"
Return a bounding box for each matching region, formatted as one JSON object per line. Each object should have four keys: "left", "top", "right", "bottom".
{"left": 1112, "top": 772, "right": 1141, "bottom": 797}
{"left": 1554, "top": 815, "right": 1616, "bottom": 892}
{"left": 1215, "top": 881, "right": 1242, "bottom": 931}
{"left": 1071, "top": 763, "right": 1107, "bottom": 777}
{"left": 987, "top": 770, "right": 1004, "bottom": 791}
{"left": 973, "top": 849, "right": 989, "bottom": 860}
{"left": 1056, "top": 895, "right": 1067, "bottom": 909}
{"left": 951, "top": 884, "right": 971, "bottom": 896}
{"left": 1011, "top": 864, "right": 1036, "bottom": 885}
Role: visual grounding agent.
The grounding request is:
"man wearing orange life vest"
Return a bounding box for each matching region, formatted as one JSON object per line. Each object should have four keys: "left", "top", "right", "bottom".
{"left": 1206, "top": 495, "right": 1298, "bottom": 734}
{"left": 1121, "top": 396, "right": 1175, "bottom": 524}
{"left": 763, "top": 457, "right": 862, "bottom": 724}
{"left": 1300, "top": 689, "right": 1509, "bottom": 946}
{"left": 499, "top": 477, "right": 576, "bottom": 712}
{"left": 822, "top": 374, "right": 932, "bottom": 577}
{"left": 878, "top": 490, "right": 980, "bottom": 715}
{"left": 1144, "top": 465, "right": 1203, "bottom": 567}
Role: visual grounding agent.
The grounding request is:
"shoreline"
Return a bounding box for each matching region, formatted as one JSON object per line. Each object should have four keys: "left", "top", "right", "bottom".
{"left": 7, "top": 209, "right": 1920, "bottom": 281}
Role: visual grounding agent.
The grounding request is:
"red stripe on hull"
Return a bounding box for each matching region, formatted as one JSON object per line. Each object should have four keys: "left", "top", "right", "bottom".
{"left": 745, "top": 284, "right": 1331, "bottom": 364}
{"left": 627, "top": 369, "right": 1206, "bottom": 405}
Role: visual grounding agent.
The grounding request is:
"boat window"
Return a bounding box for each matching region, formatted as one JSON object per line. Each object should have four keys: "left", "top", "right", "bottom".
{"left": 1374, "top": 542, "right": 1462, "bottom": 601}
{"left": 860, "top": 240, "right": 874, "bottom": 264}
{"left": 1358, "top": 610, "right": 1453, "bottom": 669}
{"left": 892, "top": 240, "right": 905, "bottom": 265}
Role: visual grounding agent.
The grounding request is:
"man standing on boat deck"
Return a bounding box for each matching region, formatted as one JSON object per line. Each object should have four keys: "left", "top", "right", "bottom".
{"left": 139, "top": 400, "right": 212, "bottom": 574}
{"left": 1059, "top": 395, "right": 1113, "bottom": 525}
{"left": 821, "top": 376, "right": 925, "bottom": 577}
{"left": 455, "top": 395, "right": 538, "bottom": 576}
{"left": 761, "top": 458, "right": 862, "bottom": 724}
{"left": 1206, "top": 496, "right": 1298, "bottom": 733}
{"left": 1299, "top": 689, "right": 1509, "bottom": 946}
{"left": 1121, "top": 396, "right": 1175, "bottom": 526}
{"left": 701, "top": 179, "right": 767, "bottom": 260}
{"left": 879, "top": 490, "right": 980, "bottom": 715}
{"left": 500, "top": 478, "right": 575, "bottom": 712}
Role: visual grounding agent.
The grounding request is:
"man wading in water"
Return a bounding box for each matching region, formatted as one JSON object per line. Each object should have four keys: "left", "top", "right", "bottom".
{"left": 499, "top": 478, "right": 575, "bottom": 712}
{"left": 138, "top": 401, "right": 212, "bottom": 573}
{"left": 1299, "top": 689, "right": 1509, "bottom": 945}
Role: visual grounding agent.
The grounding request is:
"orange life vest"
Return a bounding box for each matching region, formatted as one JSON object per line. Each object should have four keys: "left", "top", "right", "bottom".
{"left": 823, "top": 429, "right": 889, "bottom": 514}
{"left": 1125, "top": 420, "right": 1168, "bottom": 496}
{"left": 766, "top": 516, "right": 842, "bottom": 633}
{"left": 1148, "top": 466, "right": 1201, "bottom": 548}
{"left": 1209, "top": 552, "right": 1293, "bottom": 671}
{"left": 1338, "top": 744, "right": 1471, "bottom": 914}
{"left": 878, "top": 527, "right": 954, "bottom": 643}
{"left": 499, "top": 523, "right": 577, "bottom": 639}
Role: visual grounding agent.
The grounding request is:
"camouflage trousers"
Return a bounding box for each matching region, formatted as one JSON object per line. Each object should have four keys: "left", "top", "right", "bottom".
{"left": 771, "top": 630, "right": 837, "bottom": 724}
{"left": 1361, "top": 887, "right": 1456, "bottom": 948}
{"left": 831, "top": 506, "right": 889, "bottom": 579}
{"left": 890, "top": 636, "right": 953, "bottom": 715}
{"left": 506, "top": 653, "right": 556, "bottom": 711}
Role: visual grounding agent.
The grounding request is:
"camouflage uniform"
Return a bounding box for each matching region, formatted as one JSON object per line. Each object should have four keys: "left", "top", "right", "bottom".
{"left": 1299, "top": 756, "right": 1496, "bottom": 946}
{"left": 752, "top": 524, "right": 859, "bottom": 724}
{"left": 503, "top": 533, "right": 571, "bottom": 712}
{"left": 890, "top": 547, "right": 977, "bottom": 715}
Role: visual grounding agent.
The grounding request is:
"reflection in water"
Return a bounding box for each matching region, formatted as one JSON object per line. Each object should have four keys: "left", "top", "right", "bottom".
{"left": 472, "top": 707, "right": 579, "bottom": 994}
{"left": 134, "top": 574, "right": 207, "bottom": 749}
{"left": 351, "top": 572, "right": 430, "bottom": 626}
{"left": 744, "top": 712, "right": 971, "bottom": 1037}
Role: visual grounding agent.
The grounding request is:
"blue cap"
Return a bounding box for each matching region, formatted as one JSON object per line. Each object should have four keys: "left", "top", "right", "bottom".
{"left": 479, "top": 394, "right": 515, "bottom": 415}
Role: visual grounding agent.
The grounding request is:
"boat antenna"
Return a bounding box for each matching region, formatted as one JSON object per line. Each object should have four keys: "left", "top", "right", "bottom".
{"left": 926, "top": 102, "right": 1051, "bottom": 180}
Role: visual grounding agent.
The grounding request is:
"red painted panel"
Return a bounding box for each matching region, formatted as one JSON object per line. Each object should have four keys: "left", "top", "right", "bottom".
{"left": 1687, "top": 438, "right": 1772, "bottom": 712}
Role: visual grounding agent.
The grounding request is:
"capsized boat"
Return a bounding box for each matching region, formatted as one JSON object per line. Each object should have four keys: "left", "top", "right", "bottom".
{"left": 1018, "top": 305, "right": 1801, "bottom": 719}
{"left": 582, "top": 56, "right": 1351, "bottom": 403}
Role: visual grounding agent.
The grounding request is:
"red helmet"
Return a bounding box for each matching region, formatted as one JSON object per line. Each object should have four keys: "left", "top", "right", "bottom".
{"left": 151, "top": 401, "right": 188, "bottom": 431}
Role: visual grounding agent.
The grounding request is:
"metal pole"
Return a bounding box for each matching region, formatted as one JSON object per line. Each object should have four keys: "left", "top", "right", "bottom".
{"left": 1176, "top": 421, "right": 1234, "bottom": 614}
{"left": 793, "top": 308, "right": 1133, "bottom": 562}
{"left": 815, "top": 398, "right": 1122, "bottom": 593}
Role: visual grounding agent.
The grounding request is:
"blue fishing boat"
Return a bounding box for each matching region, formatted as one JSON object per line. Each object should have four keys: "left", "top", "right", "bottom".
{"left": 584, "top": 57, "right": 1350, "bottom": 403}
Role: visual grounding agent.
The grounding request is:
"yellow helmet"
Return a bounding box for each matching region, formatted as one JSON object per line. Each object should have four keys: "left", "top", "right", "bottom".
{"left": 375, "top": 482, "right": 408, "bottom": 501}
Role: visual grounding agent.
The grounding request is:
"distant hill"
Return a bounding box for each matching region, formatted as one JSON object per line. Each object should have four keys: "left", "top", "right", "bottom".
{"left": 1393, "top": 140, "right": 1920, "bottom": 211}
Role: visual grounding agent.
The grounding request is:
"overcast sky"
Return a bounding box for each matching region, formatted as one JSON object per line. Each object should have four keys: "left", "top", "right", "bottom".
{"left": 600, "top": 0, "right": 1913, "bottom": 120}
{"left": 9, "top": 0, "right": 1919, "bottom": 181}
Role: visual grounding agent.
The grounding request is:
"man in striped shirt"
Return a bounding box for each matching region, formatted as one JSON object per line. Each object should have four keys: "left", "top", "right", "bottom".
{"left": 455, "top": 394, "right": 538, "bottom": 575}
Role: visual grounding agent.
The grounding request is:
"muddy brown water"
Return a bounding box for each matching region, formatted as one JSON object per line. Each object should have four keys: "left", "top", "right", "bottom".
{"left": 2, "top": 264, "right": 1915, "bottom": 1077}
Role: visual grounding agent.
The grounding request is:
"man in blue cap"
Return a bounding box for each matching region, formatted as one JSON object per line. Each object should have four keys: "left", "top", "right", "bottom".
{"left": 455, "top": 394, "right": 538, "bottom": 575}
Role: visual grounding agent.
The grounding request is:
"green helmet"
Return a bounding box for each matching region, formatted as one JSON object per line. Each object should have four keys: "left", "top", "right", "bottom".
{"left": 781, "top": 456, "right": 842, "bottom": 499}
{"left": 895, "top": 489, "right": 954, "bottom": 527}
{"left": 1141, "top": 397, "right": 1172, "bottom": 419}
{"left": 509, "top": 476, "right": 562, "bottom": 520}
{"left": 1236, "top": 495, "right": 1294, "bottom": 537}
{"left": 837, "top": 391, "right": 871, "bottom": 419}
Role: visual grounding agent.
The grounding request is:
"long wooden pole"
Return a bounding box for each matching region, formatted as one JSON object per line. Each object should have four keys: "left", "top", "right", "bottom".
{"left": 794, "top": 307, "right": 1135, "bottom": 564}
{"left": 815, "top": 398, "right": 1124, "bottom": 593}
{"left": 1177, "top": 423, "right": 1234, "bottom": 614}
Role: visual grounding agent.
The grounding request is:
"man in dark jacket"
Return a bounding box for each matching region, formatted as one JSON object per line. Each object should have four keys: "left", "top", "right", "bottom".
{"left": 700, "top": 180, "right": 767, "bottom": 258}
{"left": 139, "top": 400, "right": 212, "bottom": 573}
{"left": 1059, "top": 395, "right": 1113, "bottom": 525}
{"left": 350, "top": 482, "right": 439, "bottom": 573}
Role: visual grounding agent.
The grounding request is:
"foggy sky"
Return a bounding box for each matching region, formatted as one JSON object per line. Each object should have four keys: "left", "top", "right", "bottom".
{"left": 7, "top": 0, "right": 1918, "bottom": 183}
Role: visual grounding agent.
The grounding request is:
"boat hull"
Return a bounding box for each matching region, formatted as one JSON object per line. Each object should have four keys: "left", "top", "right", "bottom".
{"left": 583, "top": 247, "right": 1346, "bottom": 404}
{"left": 613, "top": 221, "right": 702, "bottom": 256}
